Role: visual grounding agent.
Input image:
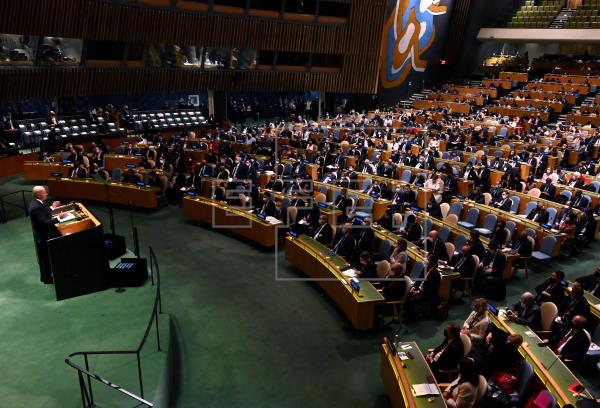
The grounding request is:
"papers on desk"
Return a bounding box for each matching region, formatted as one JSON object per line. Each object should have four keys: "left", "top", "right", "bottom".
{"left": 298, "top": 219, "right": 308, "bottom": 225}
{"left": 342, "top": 268, "right": 359, "bottom": 278}
{"left": 263, "top": 171, "right": 275, "bottom": 175}
{"left": 265, "top": 216, "right": 283, "bottom": 225}
{"left": 398, "top": 352, "right": 410, "bottom": 361}
{"left": 412, "top": 384, "right": 440, "bottom": 396}
{"left": 58, "top": 212, "right": 77, "bottom": 223}
{"left": 589, "top": 342, "right": 600, "bottom": 351}
{"left": 524, "top": 330, "right": 537, "bottom": 338}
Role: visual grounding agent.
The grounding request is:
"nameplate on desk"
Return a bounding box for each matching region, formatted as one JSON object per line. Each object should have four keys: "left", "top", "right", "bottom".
{"left": 50, "top": 172, "right": 62, "bottom": 177}
{"left": 123, "top": 141, "right": 130, "bottom": 145}
{"left": 186, "top": 191, "right": 196, "bottom": 196}
{"left": 256, "top": 213, "right": 266, "bottom": 219}
{"left": 456, "top": 194, "right": 465, "bottom": 199}
{"left": 127, "top": 164, "right": 136, "bottom": 168}
{"left": 135, "top": 153, "right": 142, "bottom": 157}
{"left": 350, "top": 278, "right": 360, "bottom": 292}
{"left": 411, "top": 384, "right": 440, "bottom": 397}
{"left": 136, "top": 182, "right": 145, "bottom": 187}
{"left": 289, "top": 231, "right": 298, "bottom": 238}
{"left": 318, "top": 203, "right": 328, "bottom": 208}
{"left": 62, "top": 160, "right": 71, "bottom": 164}
{"left": 540, "top": 223, "right": 552, "bottom": 230}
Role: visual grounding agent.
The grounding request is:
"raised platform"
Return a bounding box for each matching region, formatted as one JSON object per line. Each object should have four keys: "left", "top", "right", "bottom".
{"left": 478, "top": 27, "right": 600, "bottom": 43}
{"left": 0, "top": 214, "right": 174, "bottom": 407}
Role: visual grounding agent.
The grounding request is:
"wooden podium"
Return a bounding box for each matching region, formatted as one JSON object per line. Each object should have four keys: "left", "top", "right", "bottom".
{"left": 47, "top": 203, "right": 109, "bottom": 300}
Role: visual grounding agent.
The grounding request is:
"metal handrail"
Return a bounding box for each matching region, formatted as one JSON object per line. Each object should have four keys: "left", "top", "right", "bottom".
{"left": 0, "top": 189, "right": 30, "bottom": 223}
{"left": 65, "top": 246, "right": 163, "bottom": 407}
{"left": 64, "top": 359, "right": 154, "bottom": 407}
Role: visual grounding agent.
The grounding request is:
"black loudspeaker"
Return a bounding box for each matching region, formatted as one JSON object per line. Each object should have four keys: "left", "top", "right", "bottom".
{"left": 109, "top": 258, "right": 148, "bottom": 287}
{"left": 104, "top": 234, "right": 126, "bottom": 260}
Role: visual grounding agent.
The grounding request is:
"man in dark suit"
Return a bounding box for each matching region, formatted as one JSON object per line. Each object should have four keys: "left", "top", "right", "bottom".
{"left": 404, "top": 253, "right": 441, "bottom": 320}
{"left": 494, "top": 191, "right": 513, "bottom": 212}
{"left": 526, "top": 203, "right": 549, "bottom": 224}
{"left": 332, "top": 222, "right": 355, "bottom": 259}
{"left": 539, "top": 178, "right": 556, "bottom": 200}
{"left": 575, "top": 265, "right": 600, "bottom": 297}
{"left": 422, "top": 230, "right": 449, "bottom": 262}
{"left": 554, "top": 315, "right": 591, "bottom": 365}
{"left": 312, "top": 214, "right": 333, "bottom": 245}
{"left": 468, "top": 230, "right": 486, "bottom": 261}
{"left": 401, "top": 214, "right": 422, "bottom": 242}
{"left": 352, "top": 217, "right": 375, "bottom": 262}
{"left": 70, "top": 161, "right": 88, "bottom": 179}
{"left": 333, "top": 189, "right": 352, "bottom": 222}
{"left": 229, "top": 156, "right": 248, "bottom": 180}
{"left": 29, "top": 186, "right": 62, "bottom": 284}
{"left": 426, "top": 323, "right": 464, "bottom": 379}
{"left": 534, "top": 270, "right": 566, "bottom": 305}
{"left": 507, "top": 292, "right": 541, "bottom": 330}
{"left": 449, "top": 245, "right": 476, "bottom": 278}
{"left": 256, "top": 192, "right": 276, "bottom": 217}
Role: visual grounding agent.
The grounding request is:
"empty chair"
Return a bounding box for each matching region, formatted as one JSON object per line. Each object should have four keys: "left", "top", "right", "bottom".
{"left": 591, "top": 181, "right": 600, "bottom": 193}
{"left": 510, "top": 196, "right": 520, "bottom": 214}
{"left": 510, "top": 361, "right": 534, "bottom": 405}
{"left": 531, "top": 236, "right": 557, "bottom": 261}
{"left": 582, "top": 195, "right": 592, "bottom": 210}
{"left": 361, "top": 178, "right": 373, "bottom": 192}
{"left": 421, "top": 218, "right": 433, "bottom": 239}
{"left": 546, "top": 207, "right": 557, "bottom": 225}
{"left": 356, "top": 198, "right": 373, "bottom": 218}
{"left": 438, "top": 226, "right": 451, "bottom": 243}
{"left": 409, "top": 261, "right": 425, "bottom": 279}
{"left": 475, "top": 214, "right": 498, "bottom": 237}
{"left": 392, "top": 213, "right": 403, "bottom": 230}
{"left": 445, "top": 242, "right": 455, "bottom": 260}
{"left": 449, "top": 202, "right": 463, "bottom": 217}
{"left": 111, "top": 168, "right": 122, "bottom": 181}
{"left": 400, "top": 169, "right": 412, "bottom": 183}
{"left": 528, "top": 188, "right": 541, "bottom": 198}
{"left": 482, "top": 193, "right": 492, "bottom": 206}
{"left": 377, "top": 239, "right": 392, "bottom": 260}
{"left": 458, "top": 208, "right": 479, "bottom": 229}
{"left": 537, "top": 302, "right": 558, "bottom": 335}
{"left": 445, "top": 214, "right": 458, "bottom": 224}
{"left": 440, "top": 202, "right": 450, "bottom": 219}
{"left": 453, "top": 235, "right": 468, "bottom": 255}
{"left": 505, "top": 221, "right": 516, "bottom": 238}
{"left": 319, "top": 185, "right": 328, "bottom": 195}
{"left": 520, "top": 201, "right": 537, "bottom": 217}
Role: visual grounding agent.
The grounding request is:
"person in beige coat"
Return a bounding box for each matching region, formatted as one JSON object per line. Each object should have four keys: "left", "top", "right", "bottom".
{"left": 461, "top": 298, "right": 490, "bottom": 345}
{"left": 443, "top": 358, "right": 480, "bottom": 408}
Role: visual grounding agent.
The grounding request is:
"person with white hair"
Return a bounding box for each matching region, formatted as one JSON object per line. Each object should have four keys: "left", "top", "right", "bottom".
{"left": 506, "top": 291, "right": 541, "bottom": 330}
{"left": 28, "top": 186, "right": 62, "bottom": 284}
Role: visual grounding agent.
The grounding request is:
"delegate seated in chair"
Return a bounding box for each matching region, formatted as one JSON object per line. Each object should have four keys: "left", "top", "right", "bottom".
{"left": 506, "top": 292, "right": 541, "bottom": 331}
{"left": 404, "top": 253, "right": 441, "bottom": 321}
{"left": 426, "top": 323, "right": 464, "bottom": 380}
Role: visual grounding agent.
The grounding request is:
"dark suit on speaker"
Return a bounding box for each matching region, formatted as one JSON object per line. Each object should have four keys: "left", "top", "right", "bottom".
{"left": 29, "top": 199, "right": 60, "bottom": 282}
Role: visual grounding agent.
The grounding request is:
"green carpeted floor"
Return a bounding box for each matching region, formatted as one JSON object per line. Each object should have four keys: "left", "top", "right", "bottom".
{"left": 1, "top": 174, "right": 599, "bottom": 407}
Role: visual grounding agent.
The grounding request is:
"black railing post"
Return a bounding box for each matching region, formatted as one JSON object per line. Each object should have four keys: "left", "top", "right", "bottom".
{"left": 155, "top": 308, "right": 161, "bottom": 352}
{"left": 133, "top": 227, "right": 140, "bottom": 258}
{"left": 84, "top": 354, "right": 94, "bottom": 406}
{"left": 77, "top": 370, "right": 91, "bottom": 408}
{"left": 149, "top": 248, "right": 155, "bottom": 286}
{"left": 137, "top": 353, "right": 145, "bottom": 399}
{"left": 22, "top": 191, "right": 29, "bottom": 216}
{"left": 0, "top": 198, "right": 6, "bottom": 224}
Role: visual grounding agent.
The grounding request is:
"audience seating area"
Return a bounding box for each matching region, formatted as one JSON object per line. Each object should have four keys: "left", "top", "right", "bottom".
{"left": 507, "top": 0, "right": 562, "bottom": 28}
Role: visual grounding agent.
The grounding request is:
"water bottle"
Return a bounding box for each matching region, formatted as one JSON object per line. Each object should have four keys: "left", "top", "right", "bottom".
{"left": 393, "top": 334, "right": 400, "bottom": 350}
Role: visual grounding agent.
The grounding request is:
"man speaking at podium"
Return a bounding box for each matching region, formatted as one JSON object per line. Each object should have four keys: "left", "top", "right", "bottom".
{"left": 29, "top": 186, "right": 62, "bottom": 284}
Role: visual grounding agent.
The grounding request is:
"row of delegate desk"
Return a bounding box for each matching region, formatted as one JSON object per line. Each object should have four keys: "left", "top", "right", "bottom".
{"left": 380, "top": 303, "right": 599, "bottom": 408}
{"left": 47, "top": 178, "right": 160, "bottom": 208}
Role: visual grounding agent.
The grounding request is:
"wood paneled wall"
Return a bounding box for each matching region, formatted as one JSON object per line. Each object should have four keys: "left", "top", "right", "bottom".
{"left": 0, "top": 66, "right": 380, "bottom": 99}
{"left": 0, "top": 0, "right": 387, "bottom": 97}
{"left": 0, "top": 0, "right": 384, "bottom": 54}
{"left": 444, "top": 0, "right": 472, "bottom": 64}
